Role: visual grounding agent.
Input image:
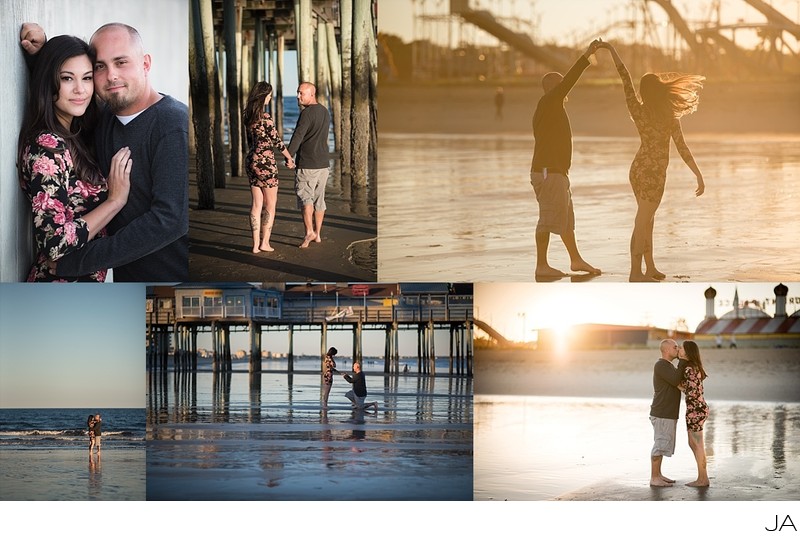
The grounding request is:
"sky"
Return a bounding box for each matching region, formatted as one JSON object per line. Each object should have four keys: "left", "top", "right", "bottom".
{"left": 475, "top": 282, "right": 798, "bottom": 342}
{"left": 378, "top": 0, "right": 800, "bottom": 50}
{"left": 0, "top": 284, "right": 144, "bottom": 408}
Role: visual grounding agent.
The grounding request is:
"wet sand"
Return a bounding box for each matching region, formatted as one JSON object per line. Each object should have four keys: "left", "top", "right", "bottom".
{"left": 475, "top": 348, "right": 800, "bottom": 403}
{"left": 378, "top": 81, "right": 800, "bottom": 282}
{"left": 189, "top": 161, "right": 376, "bottom": 282}
{"left": 147, "top": 371, "right": 472, "bottom": 500}
{"left": 476, "top": 396, "right": 800, "bottom": 501}
{"left": 0, "top": 448, "right": 145, "bottom": 501}
{"left": 380, "top": 80, "right": 800, "bottom": 137}
{"left": 474, "top": 348, "right": 800, "bottom": 501}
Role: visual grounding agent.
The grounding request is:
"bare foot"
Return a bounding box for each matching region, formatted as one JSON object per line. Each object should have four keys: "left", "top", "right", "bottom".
{"left": 686, "top": 480, "right": 709, "bottom": 487}
{"left": 660, "top": 476, "right": 676, "bottom": 483}
{"left": 630, "top": 272, "right": 658, "bottom": 282}
{"left": 314, "top": 235, "right": 322, "bottom": 243}
{"left": 299, "top": 232, "right": 317, "bottom": 248}
{"left": 649, "top": 478, "right": 674, "bottom": 487}
{"left": 535, "top": 266, "right": 567, "bottom": 282}
{"left": 258, "top": 244, "right": 274, "bottom": 252}
{"left": 252, "top": 247, "right": 260, "bottom": 254}
{"left": 571, "top": 261, "right": 601, "bottom": 274}
{"left": 646, "top": 269, "right": 666, "bottom": 280}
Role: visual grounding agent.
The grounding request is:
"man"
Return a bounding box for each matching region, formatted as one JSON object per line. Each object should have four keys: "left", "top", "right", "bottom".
{"left": 92, "top": 413, "right": 102, "bottom": 452}
{"left": 530, "top": 40, "right": 602, "bottom": 281}
{"left": 649, "top": 339, "right": 687, "bottom": 487}
{"left": 20, "top": 23, "right": 188, "bottom": 281}
{"left": 342, "top": 362, "right": 378, "bottom": 411}
{"left": 286, "top": 82, "right": 331, "bottom": 249}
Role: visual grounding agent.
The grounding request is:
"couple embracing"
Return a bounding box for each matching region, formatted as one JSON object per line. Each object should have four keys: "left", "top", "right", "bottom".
{"left": 531, "top": 38, "right": 705, "bottom": 282}
{"left": 650, "top": 339, "right": 709, "bottom": 488}
{"left": 17, "top": 22, "right": 187, "bottom": 282}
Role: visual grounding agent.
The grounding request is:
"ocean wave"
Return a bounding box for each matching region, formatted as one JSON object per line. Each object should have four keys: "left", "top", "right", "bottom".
{"left": 0, "top": 429, "right": 142, "bottom": 438}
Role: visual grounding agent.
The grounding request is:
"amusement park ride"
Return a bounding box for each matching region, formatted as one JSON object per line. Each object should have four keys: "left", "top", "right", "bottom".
{"left": 404, "top": 0, "right": 800, "bottom": 79}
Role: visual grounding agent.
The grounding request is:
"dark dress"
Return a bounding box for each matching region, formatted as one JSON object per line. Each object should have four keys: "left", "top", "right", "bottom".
{"left": 615, "top": 64, "right": 696, "bottom": 204}
{"left": 245, "top": 112, "right": 286, "bottom": 188}
{"left": 683, "top": 365, "right": 708, "bottom": 432}
{"left": 19, "top": 132, "right": 108, "bottom": 282}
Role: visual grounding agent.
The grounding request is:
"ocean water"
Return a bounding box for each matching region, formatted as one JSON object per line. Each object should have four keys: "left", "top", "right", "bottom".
{"left": 0, "top": 408, "right": 146, "bottom": 500}
{"left": 0, "top": 408, "right": 145, "bottom": 449}
{"left": 378, "top": 134, "right": 800, "bottom": 282}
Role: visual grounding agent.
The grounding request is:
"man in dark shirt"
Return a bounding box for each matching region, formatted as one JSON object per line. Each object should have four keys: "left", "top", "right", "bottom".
{"left": 92, "top": 413, "right": 103, "bottom": 452}
{"left": 530, "top": 40, "right": 602, "bottom": 281}
{"left": 342, "top": 362, "right": 378, "bottom": 411}
{"left": 20, "top": 23, "right": 188, "bottom": 281}
{"left": 287, "top": 82, "right": 331, "bottom": 249}
{"left": 649, "top": 339, "right": 687, "bottom": 487}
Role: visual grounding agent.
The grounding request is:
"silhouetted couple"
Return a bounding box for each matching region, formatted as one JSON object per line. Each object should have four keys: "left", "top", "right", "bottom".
{"left": 531, "top": 39, "right": 704, "bottom": 282}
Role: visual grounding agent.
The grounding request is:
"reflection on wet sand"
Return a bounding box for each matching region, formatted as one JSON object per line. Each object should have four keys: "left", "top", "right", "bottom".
{"left": 379, "top": 135, "right": 800, "bottom": 282}
{"left": 146, "top": 371, "right": 473, "bottom": 500}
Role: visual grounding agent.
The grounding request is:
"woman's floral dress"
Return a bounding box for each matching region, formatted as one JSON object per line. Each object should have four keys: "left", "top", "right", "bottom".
{"left": 19, "top": 132, "right": 108, "bottom": 282}
{"left": 245, "top": 112, "right": 286, "bottom": 188}
{"left": 323, "top": 355, "right": 337, "bottom": 386}
{"left": 683, "top": 364, "right": 709, "bottom": 432}
{"left": 615, "top": 64, "right": 695, "bottom": 204}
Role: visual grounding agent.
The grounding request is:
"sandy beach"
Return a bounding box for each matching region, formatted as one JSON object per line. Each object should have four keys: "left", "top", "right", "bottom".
{"left": 380, "top": 80, "right": 800, "bottom": 137}
{"left": 378, "top": 81, "right": 800, "bottom": 282}
{"left": 474, "top": 348, "right": 800, "bottom": 501}
{"left": 0, "top": 448, "right": 145, "bottom": 501}
{"left": 189, "top": 161, "right": 377, "bottom": 282}
{"left": 147, "top": 370, "right": 472, "bottom": 500}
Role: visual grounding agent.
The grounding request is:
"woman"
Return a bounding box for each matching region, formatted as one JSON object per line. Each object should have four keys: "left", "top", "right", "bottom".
{"left": 598, "top": 42, "right": 705, "bottom": 281}
{"left": 87, "top": 414, "right": 97, "bottom": 453}
{"left": 322, "top": 347, "right": 338, "bottom": 408}
{"left": 17, "top": 35, "right": 132, "bottom": 282}
{"left": 243, "top": 81, "right": 295, "bottom": 253}
{"left": 679, "top": 340, "right": 710, "bottom": 487}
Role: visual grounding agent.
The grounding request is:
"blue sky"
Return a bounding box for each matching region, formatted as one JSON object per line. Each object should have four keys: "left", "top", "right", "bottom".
{"left": 0, "top": 284, "right": 144, "bottom": 408}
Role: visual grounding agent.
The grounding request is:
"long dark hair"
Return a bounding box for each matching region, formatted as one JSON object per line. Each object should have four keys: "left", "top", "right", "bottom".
{"left": 17, "top": 35, "right": 102, "bottom": 186}
{"left": 242, "top": 81, "right": 273, "bottom": 130}
{"left": 640, "top": 72, "right": 705, "bottom": 122}
{"left": 682, "top": 340, "right": 708, "bottom": 380}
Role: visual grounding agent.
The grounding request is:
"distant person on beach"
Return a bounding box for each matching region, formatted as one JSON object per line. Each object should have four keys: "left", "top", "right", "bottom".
{"left": 597, "top": 40, "right": 705, "bottom": 282}
{"left": 729, "top": 335, "right": 737, "bottom": 348}
{"left": 494, "top": 86, "right": 504, "bottom": 121}
{"left": 17, "top": 34, "right": 132, "bottom": 282}
{"left": 91, "top": 413, "right": 102, "bottom": 452}
{"left": 530, "top": 40, "right": 602, "bottom": 281}
{"left": 341, "top": 362, "right": 378, "bottom": 411}
{"left": 20, "top": 22, "right": 189, "bottom": 282}
{"left": 287, "top": 82, "right": 331, "bottom": 249}
{"left": 678, "top": 340, "right": 709, "bottom": 487}
{"left": 243, "top": 81, "right": 295, "bottom": 253}
{"left": 87, "top": 414, "right": 98, "bottom": 452}
{"left": 322, "top": 346, "right": 338, "bottom": 408}
{"left": 649, "top": 339, "right": 687, "bottom": 487}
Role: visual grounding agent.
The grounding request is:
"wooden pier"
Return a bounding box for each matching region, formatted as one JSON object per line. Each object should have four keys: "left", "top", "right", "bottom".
{"left": 190, "top": 0, "right": 377, "bottom": 209}
{"left": 146, "top": 283, "right": 474, "bottom": 376}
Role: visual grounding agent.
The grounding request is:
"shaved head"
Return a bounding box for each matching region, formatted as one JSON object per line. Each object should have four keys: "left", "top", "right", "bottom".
{"left": 542, "top": 72, "right": 563, "bottom": 93}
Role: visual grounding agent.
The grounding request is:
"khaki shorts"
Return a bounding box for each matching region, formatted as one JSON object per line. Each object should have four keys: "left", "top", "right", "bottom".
{"left": 650, "top": 416, "right": 677, "bottom": 457}
{"left": 295, "top": 168, "right": 329, "bottom": 211}
{"left": 530, "top": 171, "right": 574, "bottom": 236}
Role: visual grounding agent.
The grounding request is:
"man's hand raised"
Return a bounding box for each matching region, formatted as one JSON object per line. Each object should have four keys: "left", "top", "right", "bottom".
{"left": 20, "top": 23, "right": 46, "bottom": 55}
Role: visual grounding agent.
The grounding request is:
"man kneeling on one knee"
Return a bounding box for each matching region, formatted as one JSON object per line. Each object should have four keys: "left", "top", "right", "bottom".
{"left": 342, "top": 362, "right": 378, "bottom": 411}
